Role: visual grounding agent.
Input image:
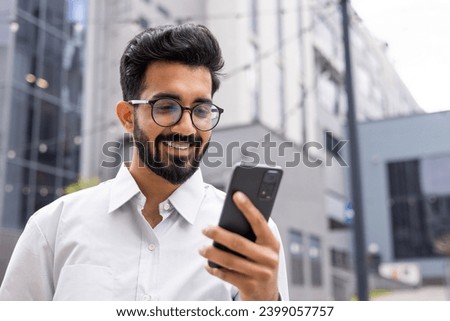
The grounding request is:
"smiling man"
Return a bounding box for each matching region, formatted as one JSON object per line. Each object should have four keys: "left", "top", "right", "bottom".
{"left": 0, "top": 24, "right": 289, "bottom": 301}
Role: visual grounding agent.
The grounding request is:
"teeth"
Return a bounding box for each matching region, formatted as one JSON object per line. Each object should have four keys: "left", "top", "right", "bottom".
{"left": 165, "top": 141, "right": 190, "bottom": 150}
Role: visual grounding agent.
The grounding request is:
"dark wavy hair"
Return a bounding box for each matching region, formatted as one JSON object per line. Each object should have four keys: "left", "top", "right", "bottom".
{"left": 119, "top": 24, "right": 224, "bottom": 101}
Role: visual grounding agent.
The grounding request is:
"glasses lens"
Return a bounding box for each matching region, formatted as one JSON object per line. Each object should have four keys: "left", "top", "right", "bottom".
{"left": 152, "top": 99, "right": 182, "bottom": 126}
{"left": 192, "top": 104, "right": 220, "bottom": 131}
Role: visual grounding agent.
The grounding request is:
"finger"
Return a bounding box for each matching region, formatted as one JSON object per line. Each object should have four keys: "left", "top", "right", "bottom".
{"left": 204, "top": 265, "right": 279, "bottom": 301}
{"left": 202, "top": 226, "right": 279, "bottom": 265}
{"left": 199, "top": 245, "right": 264, "bottom": 276}
{"left": 232, "top": 192, "right": 277, "bottom": 245}
{"left": 204, "top": 264, "right": 249, "bottom": 288}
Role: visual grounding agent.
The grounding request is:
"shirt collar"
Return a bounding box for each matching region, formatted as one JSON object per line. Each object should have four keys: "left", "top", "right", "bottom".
{"left": 108, "top": 164, "right": 206, "bottom": 225}
{"left": 168, "top": 169, "right": 205, "bottom": 225}
{"left": 108, "top": 164, "right": 141, "bottom": 213}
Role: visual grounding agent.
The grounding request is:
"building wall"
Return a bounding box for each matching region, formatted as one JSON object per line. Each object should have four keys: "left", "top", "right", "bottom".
{"left": 359, "top": 111, "right": 450, "bottom": 281}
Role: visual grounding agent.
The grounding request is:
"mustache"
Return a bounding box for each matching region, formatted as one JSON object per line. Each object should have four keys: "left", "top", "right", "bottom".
{"left": 155, "top": 133, "right": 203, "bottom": 148}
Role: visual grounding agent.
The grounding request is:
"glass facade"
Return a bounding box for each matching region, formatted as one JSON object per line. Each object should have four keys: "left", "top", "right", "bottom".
{"left": 388, "top": 160, "right": 431, "bottom": 258}
{"left": 388, "top": 156, "right": 450, "bottom": 259}
{"left": 1, "top": 0, "right": 86, "bottom": 229}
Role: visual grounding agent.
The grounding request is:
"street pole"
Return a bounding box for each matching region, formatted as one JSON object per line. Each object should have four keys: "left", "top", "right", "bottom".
{"left": 340, "top": 0, "right": 369, "bottom": 301}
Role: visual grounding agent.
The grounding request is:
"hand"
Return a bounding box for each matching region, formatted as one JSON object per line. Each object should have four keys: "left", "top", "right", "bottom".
{"left": 199, "top": 191, "right": 280, "bottom": 301}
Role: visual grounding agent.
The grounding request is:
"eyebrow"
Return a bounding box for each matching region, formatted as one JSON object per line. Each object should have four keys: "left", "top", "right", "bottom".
{"left": 151, "top": 92, "right": 213, "bottom": 104}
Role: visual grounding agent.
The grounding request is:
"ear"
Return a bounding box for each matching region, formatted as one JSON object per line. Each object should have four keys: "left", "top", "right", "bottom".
{"left": 116, "top": 101, "right": 134, "bottom": 133}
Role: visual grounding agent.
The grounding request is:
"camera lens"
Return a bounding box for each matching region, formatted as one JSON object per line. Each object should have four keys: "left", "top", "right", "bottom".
{"left": 263, "top": 170, "right": 279, "bottom": 183}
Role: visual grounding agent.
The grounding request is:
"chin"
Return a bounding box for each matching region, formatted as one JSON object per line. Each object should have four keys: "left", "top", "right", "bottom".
{"left": 148, "top": 160, "right": 199, "bottom": 185}
{"left": 134, "top": 133, "right": 207, "bottom": 184}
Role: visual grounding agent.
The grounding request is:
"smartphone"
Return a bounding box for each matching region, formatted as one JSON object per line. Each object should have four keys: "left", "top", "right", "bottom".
{"left": 208, "top": 163, "right": 283, "bottom": 268}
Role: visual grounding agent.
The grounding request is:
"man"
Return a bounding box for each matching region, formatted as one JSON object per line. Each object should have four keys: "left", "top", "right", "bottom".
{"left": 0, "top": 24, "right": 288, "bottom": 300}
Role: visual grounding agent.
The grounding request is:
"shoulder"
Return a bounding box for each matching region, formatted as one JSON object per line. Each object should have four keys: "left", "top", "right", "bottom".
{"left": 30, "top": 179, "right": 114, "bottom": 235}
{"left": 203, "top": 182, "right": 226, "bottom": 202}
{"left": 56, "top": 179, "right": 113, "bottom": 212}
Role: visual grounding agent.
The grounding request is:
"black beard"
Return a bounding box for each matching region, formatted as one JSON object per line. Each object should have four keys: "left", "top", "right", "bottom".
{"left": 133, "top": 123, "right": 208, "bottom": 185}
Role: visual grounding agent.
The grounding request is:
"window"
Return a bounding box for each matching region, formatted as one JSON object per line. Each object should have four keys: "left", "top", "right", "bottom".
{"left": 18, "top": 0, "right": 41, "bottom": 18}
{"left": 331, "top": 248, "right": 351, "bottom": 270}
{"left": 388, "top": 160, "right": 431, "bottom": 258}
{"left": 314, "top": 16, "right": 335, "bottom": 58}
{"left": 355, "top": 67, "right": 371, "bottom": 98}
{"left": 315, "top": 51, "right": 342, "bottom": 116}
{"left": 387, "top": 158, "right": 450, "bottom": 258}
{"left": 42, "top": 32, "right": 64, "bottom": 96}
{"left": 289, "top": 229, "right": 305, "bottom": 285}
{"left": 309, "top": 235, "right": 322, "bottom": 286}
{"left": 317, "top": 72, "right": 338, "bottom": 114}
{"left": 38, "top": 100, "right": 59, "bottom": 167}
{"left": 45, "top": 0, "right": 65, "bottom": 30}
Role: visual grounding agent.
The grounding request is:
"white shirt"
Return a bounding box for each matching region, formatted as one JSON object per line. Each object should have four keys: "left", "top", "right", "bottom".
{"left": 0, "top": 164, "right": 289, "bottom": 301}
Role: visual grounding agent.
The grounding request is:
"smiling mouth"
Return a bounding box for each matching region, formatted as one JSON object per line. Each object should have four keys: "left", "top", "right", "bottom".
{"left": 162, "top": 141, "right": 193, "bottom": 150}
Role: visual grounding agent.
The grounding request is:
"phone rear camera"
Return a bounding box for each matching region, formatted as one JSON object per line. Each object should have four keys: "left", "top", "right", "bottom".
{"left": 263, "top": 170, "right": 279, "bottom": 183}
{"left": 259, "top": 184, "right": 274, "bottom": 199}
{"left": 259, "top": 170, "right": 279, "bottom": 200}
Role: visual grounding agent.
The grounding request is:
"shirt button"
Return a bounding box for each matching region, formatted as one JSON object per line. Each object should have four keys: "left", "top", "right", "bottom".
{"left": 163, "top": 202, "right": 170, "bottom": 211}
{"left": 148, "top": 243, "right": 156, "bottom": 251}
{"left": 142, "top": 294, "right": 152, "bottom": 301}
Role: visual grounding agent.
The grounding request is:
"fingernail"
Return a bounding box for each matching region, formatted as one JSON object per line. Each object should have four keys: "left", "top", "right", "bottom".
{"left": 199, "top": 246, "right": 207, "bottom": 256}
{"left": 202, "top": 226, "right": 211, "bottom": 235}
{"left": 205, "top": 265, "right": 217, "bottom": 274}
{"left": 234, "top": 191, "right": 245, "bottom": 201}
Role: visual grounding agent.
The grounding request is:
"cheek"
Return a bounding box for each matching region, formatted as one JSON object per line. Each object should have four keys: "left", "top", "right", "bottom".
{"left": 139, "top": 122, "right": 164, "bottom": 142}
{"left": 135, "top": 109, "right": 160, "bottom": 132}
{"left": 201, "top": 132, "right": 211, "bottom": 145}
{"left": 199, "top": 133, "right": 211, "bottom": 152}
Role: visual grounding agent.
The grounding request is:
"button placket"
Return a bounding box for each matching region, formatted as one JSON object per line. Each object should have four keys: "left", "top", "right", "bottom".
{"left": 136, "top": 215, "right": 160, "bottom": 302}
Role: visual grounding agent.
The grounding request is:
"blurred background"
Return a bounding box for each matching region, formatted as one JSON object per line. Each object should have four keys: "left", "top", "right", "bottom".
{"left": 0, "top": 0, "right": 449, "bottom": 300}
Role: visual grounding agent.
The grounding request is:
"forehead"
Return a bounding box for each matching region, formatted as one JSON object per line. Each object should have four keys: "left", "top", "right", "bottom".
{"left": 142, "top": 61, "right": 212, "bottom": 99}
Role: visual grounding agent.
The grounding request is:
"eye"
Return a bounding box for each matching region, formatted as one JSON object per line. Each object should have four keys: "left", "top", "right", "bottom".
{"left": 152, "top": 99, "right": 180, "bottom": 114}
{"left": 193, "top": 104, "right": 212, "bottom": 118}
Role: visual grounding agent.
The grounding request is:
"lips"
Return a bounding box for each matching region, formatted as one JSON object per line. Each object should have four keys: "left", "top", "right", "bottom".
{"left": 157, "top": 133, "right": 202, "bottom": 150}
{"left": 163, "top": 141, "right": 192, "bottom": 150}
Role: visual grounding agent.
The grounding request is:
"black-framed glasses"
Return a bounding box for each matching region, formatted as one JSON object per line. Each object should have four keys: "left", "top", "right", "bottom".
{"left": 128, "top": 98, "right": 224, "bottom": 131}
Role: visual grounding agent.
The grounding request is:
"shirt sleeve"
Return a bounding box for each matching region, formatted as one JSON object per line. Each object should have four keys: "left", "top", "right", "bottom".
{"left": 270, "top": 219, "right": 290, "bottom": 301}
{"left": 0, "top": 217, "right": 54, "bottom": 300}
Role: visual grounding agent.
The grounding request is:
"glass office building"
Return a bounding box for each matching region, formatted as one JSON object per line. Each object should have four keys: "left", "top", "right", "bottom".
{"left": 0, "top": 0, "right": 86, "bottom": 229}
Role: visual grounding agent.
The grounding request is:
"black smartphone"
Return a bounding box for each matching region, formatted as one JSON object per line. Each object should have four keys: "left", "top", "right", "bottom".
{"left": 208, "top": 163, "right": 283, "bottom": 268}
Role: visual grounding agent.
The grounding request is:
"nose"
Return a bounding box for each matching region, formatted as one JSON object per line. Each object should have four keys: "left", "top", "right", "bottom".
{"left": 170, "top": 109, "right": 196, "bottom": 136}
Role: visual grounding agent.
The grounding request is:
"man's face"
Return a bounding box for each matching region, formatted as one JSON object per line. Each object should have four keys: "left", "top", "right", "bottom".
{"left": 133, "top": 61, "right": 213, "bottom": 184}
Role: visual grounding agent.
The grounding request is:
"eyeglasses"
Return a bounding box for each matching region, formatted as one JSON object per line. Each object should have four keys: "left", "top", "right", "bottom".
{"left": 128, "top": 98, "right": 224, "bottom": 131}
